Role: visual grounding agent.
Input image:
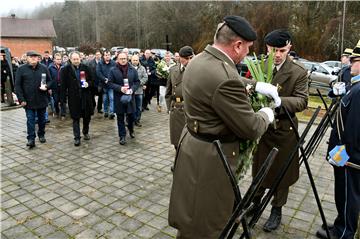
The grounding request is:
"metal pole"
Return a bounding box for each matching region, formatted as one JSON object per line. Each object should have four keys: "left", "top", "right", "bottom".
{"left": 340, "top": 0, "right": 346, "bottom": 55}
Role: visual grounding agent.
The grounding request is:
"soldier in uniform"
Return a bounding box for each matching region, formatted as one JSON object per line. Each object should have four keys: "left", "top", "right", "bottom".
{"left": 251, "top": 29, "right": 309, "bottom": 232}
{"left": 316, "top": 41, "right": 360, "bottom": 239}
{"left": 338, "top": 48, "right": 353, "bottom": 91}
{"left": 165, "top": 46, "right": 194, "bottom": 150}
{"left": 168, "top": 16, "right": 281, "bottom": 239}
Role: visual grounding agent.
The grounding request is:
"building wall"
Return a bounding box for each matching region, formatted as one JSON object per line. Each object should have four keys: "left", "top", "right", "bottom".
{"left": 1, "top": 37, "right": 53, "bottom": 58}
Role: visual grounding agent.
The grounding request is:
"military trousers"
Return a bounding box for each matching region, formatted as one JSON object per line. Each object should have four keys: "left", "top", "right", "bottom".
{"left": 254, "top": 186, "right": 289, "bottom": 208}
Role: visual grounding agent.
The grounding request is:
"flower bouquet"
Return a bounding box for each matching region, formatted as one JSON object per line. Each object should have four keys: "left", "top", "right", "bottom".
{"left": 235, "top": 50, "right": 276, "bottom": 180}
{"left": 155, "top": 60, "right": 174, "bottom": 80}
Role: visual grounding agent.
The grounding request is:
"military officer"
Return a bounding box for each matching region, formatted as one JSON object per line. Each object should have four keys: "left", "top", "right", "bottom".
{"left": 165, "top": 46, "right": 194, "bottom": 150}
{"left": 251, "top": 29, "right": 309, "bottom": 232}
{"left": 316, "top": 41, "right": 360, "bottom": 239}
{"left": 168, "top": 16, "right": 281, "bottom": 239}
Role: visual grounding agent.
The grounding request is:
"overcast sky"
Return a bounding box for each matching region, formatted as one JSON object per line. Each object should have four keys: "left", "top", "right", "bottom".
{"left": 0, "top": 0, "right": 64, "bottom": 17}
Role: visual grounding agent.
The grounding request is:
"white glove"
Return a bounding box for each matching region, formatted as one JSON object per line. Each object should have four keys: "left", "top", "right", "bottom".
{"left": 332, "top": 82, "right": 346, "bottom": 96}
{"left": 274, "top": 96, "right": 282, "bottom": 108}
{"left": 259, "top": 107, "right": 274, "bottom": 123}
{"left": 83, "top": 82, "right": 89, "bottom": 88}
{"left": 256, "top": 82, "right": 281, "bottom": 107}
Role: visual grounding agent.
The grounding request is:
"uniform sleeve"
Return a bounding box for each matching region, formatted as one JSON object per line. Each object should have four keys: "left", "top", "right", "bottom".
{"left": 212, "top": 79, "right": 270, "bottom": 140}
{"left": 15, "top": 66, "right": 25, "bottom": 103}
{"left": 344, "top": 89, "right": 360, "bottom": 153}
{"left": 278, "top": 69, "right": 308, "bottom": 115}
{"left": 165, "top": 72, "right": 172, "bottom": 109}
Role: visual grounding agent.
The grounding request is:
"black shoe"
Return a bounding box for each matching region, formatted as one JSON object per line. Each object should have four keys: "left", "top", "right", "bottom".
{"left": 46, "top": 119, "right": 50, "bottom": 124}
{"left": 74, "top": 139, "right": 81, "bottom": 146}
{"left": 119, "top": 137, "right": 126, "bottom": 145}
{"left": 26, "top": 140, "right": 35, "bottom": 148}
{"left": 83, "top": 134, "right": 90, "bottom": 140}
{"left": 135, "top": 121, "right": 142, "bottom": 127}
{"left": 145, "top": 107, "right": 149, "bottom": 111}
{"left": 104, "top": 113, "right": 109, "bottom": 118}
{"left": 321, "top": 223, "right": 334, "bottom": 231}
{"left": 129, "top": 131, "right": 135, "bottom": 138}
{"left": 109, "top": 114, "right": 115, "bottom": 119}
{"left": 263, "top": 206, "right": 282, "bottom": 232}
{"left": 39, "top": 136, "right": 46, "bottom": 143}
{"left": 316, "top": 227, "right": 339, "bottom": 239}
{"left": 98, "top": 110, "right": 103, "bottom": 114}
{"left": 171, "top": 166, "right": 174, "bottom": 172}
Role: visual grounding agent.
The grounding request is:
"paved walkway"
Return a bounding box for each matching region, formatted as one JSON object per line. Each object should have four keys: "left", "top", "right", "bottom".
{"left": 1, "top": 104, "right": 336, "bottom": 238}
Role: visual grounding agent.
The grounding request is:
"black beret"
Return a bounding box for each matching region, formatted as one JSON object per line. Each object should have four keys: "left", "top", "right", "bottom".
{"left": 26, "top": 50, "right": 41, "bottom": 57}
{"left": 265, "top": 29, "right": 292, "bottom": 47}
{"left": 223, "top": 16, "right": 257, "bottom": 41}
{"left": 179, "top": 46, "right": 194, "bottom": 57}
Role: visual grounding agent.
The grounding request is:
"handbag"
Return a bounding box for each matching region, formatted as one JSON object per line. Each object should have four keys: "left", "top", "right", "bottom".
{"left": 120, "top": 94, "right": 132, "bottom": 104}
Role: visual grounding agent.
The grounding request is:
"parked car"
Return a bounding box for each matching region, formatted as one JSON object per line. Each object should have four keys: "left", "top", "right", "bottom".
{"left": 301, "top": 61, "right": 338, "bottom": 87}
{"left": 66, "top": 47, "right": 78, "bottom": 53}
{"left": 150, "top": 49, "right": 173, "bottom": 59}
{"left": 128, "top": 48, "right": 141, "bottom": 55}
{"left": 322, "top": 60, "right": 342, "bottom": 75}
{"left": 110, "top": 46, "right": 125, "bottom": 54}
{"left": 53, "top": 46, "right": 66, "bottom": 54}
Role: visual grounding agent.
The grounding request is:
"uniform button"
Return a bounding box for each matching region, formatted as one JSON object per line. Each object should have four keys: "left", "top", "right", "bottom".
{"left": 194, "top": 121, "right": 197, "bottom": 125}
{"left": 276, "top": 119, "right": 279, "bottom": 123}
{"left": 174, "top": 85, "right": 176, "bottom": 88}
{"left": 174, "top": 92, "right": 176, "bottom": 95}
{"left": 289, "top": 127, "right": 293, "bottom": 130}
{"left": 232, "top": 152, "right": 236, "bottom": 156}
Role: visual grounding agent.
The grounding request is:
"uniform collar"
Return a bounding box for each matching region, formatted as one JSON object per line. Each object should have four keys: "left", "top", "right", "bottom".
{"left": 205, "top": 45, "right": 236, "bottom": 68}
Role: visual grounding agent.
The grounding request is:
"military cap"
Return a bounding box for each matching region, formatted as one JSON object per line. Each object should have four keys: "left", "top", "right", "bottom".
{"left": 265, "top": 29, "right": 292, "bottom": 47}
{"left": 342, "top": 48, "right": 353, "bottom": 56}
{"left": 26, "top": 50, "right": 41, "bottom": 57}
{"left": 179, "top": 46, "right": 194, "bottom": 57}
{"left": 223, "top": 16, "right": 257, "bottom": 41}
{"left": 350, "top": 40, "right": 360, "bottom": 62}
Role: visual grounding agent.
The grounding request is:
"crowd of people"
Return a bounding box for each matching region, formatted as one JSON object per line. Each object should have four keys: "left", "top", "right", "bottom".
{"left": 12, "top": 47, "right": 185, "bottom": 147}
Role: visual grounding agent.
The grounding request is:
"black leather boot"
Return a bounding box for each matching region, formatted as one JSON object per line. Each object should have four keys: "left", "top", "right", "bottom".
{"left": 263, "top": 206, "right": 282, "bottom": 232}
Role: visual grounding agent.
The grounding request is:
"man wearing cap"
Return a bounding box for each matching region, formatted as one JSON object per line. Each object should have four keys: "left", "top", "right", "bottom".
{"left": 316, "top": 41, "right": 360, "bottom": 239}
{"left": 165, "top": 46, "right": 194, "bottom": 150}
{"left": 15, "top": 51, "right": 52, "bottom": 148}
{"left": 168, "top": 16, "right": 280, "bottom": 238}
{"left": 338, "top": 48, "right": 353, "bottom": 91}
{"left": 251, "top": 29, "right": 308, "bottom": 232}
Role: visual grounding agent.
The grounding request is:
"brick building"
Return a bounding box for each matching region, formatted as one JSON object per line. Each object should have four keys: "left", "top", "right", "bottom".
{"left": 0, "top": 15, "right": 57, "bottom": 57}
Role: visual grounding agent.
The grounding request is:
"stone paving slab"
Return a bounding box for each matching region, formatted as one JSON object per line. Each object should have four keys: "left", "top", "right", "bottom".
{"left": 1, "top": 104, "right": 335, "bottom": 238}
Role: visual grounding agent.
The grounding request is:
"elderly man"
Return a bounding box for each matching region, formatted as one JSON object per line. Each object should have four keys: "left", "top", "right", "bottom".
{"left": 168, "top": 16, "right": 280, "bottom": 238}
{"left": 15, "top": 51, "right": 52, "bottom": 148}
{"left": 108, "top": 53, "right": 140, "bottom": 145}
{"left": 131, "top": 54, "right": 148, "bottom": 126}
{"left": 60, "top": 51, "right": 94, "bottom": 146}
{"left": 165, "top": 46, "right": 194, "bottom": 150}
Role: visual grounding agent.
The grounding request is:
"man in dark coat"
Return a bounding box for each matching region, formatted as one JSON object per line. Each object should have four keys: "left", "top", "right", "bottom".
{"left": 15, "top": 51, "right": 52, "bottom": 148}
{"left": 40, "top": 50, "right": 53, "bottom": 67}
{"left": 316, "top": 42, "right": 360, "bottom": 239}
{"left": 165, "top": 46, "right": 194, "bottom": 149}
{"left": 168, "top": 16, "right": 280, "bottom": 238}
{"left": 140, "top": 49, "right": 157, "bottom": 111}
{"left": 60, "top": 51, "right": 94, "bottom": 146}
{"left": 108, "top": 52, "right": 140, "bottom": 145}
{"left": 88, "top": 50, "right": 103, "bottom": 113}
{"left": 48, "top": 53, "right": 65, "bottom": 118}
{"left": 251, "top": 29, "right": 308, "bottom": 232}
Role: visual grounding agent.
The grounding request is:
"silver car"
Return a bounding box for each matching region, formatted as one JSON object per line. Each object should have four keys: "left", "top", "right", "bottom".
{"left": 301, "top": 61, "right": 338, "bottom": 87}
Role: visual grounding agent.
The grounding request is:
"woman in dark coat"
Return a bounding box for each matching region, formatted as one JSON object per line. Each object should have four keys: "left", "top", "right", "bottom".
{"left": 60, "top": 52, "right": 94, "bottom": 146}
{"left": 108, "top": 53, "right": 140, "bottom": 145}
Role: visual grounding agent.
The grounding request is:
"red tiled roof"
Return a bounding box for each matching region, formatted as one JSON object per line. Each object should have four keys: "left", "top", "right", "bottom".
{"left": 1, "top": 17, "right": 57, "bottom": 38}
